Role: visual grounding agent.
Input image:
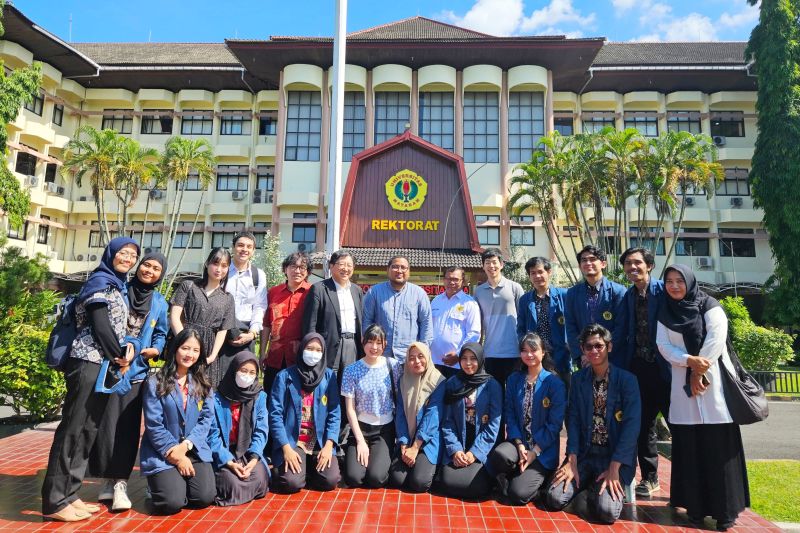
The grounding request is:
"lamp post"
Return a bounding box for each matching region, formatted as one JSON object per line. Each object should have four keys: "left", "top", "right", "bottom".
{"left": 720, "top": 239, "right": 738, "bottom": 298}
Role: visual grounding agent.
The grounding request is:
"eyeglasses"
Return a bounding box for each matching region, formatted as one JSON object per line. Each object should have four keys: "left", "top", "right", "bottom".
{"left": 389, "top": 264, "right": 409, "bottom": 271}
{"left": 116, "top": 250, "right": 138, "bottom": 261}
{"left": 579, "top": 256, "right": 600, "bottom": 264}
{"left": 288, "top": 264, "right": 308, "bottom": 272}
{"left": 583, "top": 342, "right": 606, "bottom": 352}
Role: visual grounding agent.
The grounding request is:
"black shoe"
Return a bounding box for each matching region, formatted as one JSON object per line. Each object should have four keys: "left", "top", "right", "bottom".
{"left": 688, "top": 515, "right": 706, "bottom": 528}
{"left": 716, "top": 519, "right": 735, "bottom": 531}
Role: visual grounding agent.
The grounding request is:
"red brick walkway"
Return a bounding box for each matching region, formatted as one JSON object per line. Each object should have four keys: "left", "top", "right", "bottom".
{"left": 0, "top": 427, "right": 781, "bottom": 532}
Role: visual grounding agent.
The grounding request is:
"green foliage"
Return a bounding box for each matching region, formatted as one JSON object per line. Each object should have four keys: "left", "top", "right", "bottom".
{"left": 721, "top": 296, "right": 795, "bottom": 371}
{"left": 746, "top": 0, "right": 800, "bottom": 325}
{"left": 0, "top": 234, "right": 51, "bottom": 316}
{"left": 255, "top": 231, "right": 285, "bottom": 289}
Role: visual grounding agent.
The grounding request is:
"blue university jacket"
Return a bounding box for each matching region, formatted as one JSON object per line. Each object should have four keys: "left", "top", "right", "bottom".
{"left": 441, "top": 377, "right": 502, "bottom": 466}
{"left": 565, "top": 278, "right": 627, "bottom": 364}
{"left": 618, "top": 278, "right": 671, "bottom": 382}
{"left": 504, "top": 369, "right": 567, "bottom": 470}
{"left": 516, "top": 287, "right": 570, "bottom": 375}
{"left": 268, "top": 366, "right": 341, "bottom": 468}
{"left": 127, "top": 292, "right": 169, "bottom": 382}
{"left": 140, "top": 374, "right": 214, "bottom": 477}
{"left": 395, "top": 381, "right": 445, "bottom": 465}
{"left": 566, "top": 365, "right": 641, "bottom": 485}
{"left": 207, "top": 391, "right": 269, "bottom": 471}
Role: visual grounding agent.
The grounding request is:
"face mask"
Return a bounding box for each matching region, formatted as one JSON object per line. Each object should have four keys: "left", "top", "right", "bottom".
{"left": 302, "top": 349, "right": 323, "bottom": 367}
{"left": 235, "top": 372, "right": 256, "bottom": 388}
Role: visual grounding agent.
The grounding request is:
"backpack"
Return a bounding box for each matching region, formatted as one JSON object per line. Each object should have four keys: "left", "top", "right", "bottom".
{"left": 45, "top": 294, "right": 79, "bottom": 370}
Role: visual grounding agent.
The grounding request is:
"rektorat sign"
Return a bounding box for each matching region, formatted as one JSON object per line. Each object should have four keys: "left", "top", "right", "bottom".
{"left": 385, "top": 169, "right": 428, "bottom": 211}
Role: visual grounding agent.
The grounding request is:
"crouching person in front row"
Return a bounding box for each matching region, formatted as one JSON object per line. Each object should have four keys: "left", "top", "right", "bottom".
{"left": 545, "top": 325, "right": 640, "bottom": 524}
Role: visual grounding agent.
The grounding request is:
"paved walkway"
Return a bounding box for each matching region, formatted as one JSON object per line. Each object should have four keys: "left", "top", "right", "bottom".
{"left": 0, "top": 427, "right": 782, "bottom": 532}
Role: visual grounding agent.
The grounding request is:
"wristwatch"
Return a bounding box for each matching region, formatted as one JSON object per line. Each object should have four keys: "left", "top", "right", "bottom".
{"left": 183, "top": 439, "right": 194, "bottom": 451}
{"left": 534, "top": 447, "right": 541, "bottom": 457}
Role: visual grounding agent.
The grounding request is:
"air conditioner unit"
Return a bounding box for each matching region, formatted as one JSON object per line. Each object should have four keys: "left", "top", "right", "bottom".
{"left": 713, "top": 135, "right": 727, "bottom": 146}
{"left": 75, "top": 254, "right": 85, "bottom": 261}
{"left": 266, "top": 192, "right": 274, "bottom": 204}
{"left": 79, "top": 196, "right": 88, "bottom": 202}
{"left": 89, "top": 254, "right": 98, "bottom": 262}
{"left": 56, "top": 186, "right": 65, "bottom": 196}
{"left": 46, "top": 182, "right": 58, "bottom": 193}
{"left": 26, "top": 175, "right": 39, "bottom": 187}
{"left": 696, "top": 256, "right": 714, "bottom": 268}
{"left": 144, "top": 247, "right": 153, "bottom": 254}
{"left": 685, "top": 197, "right": 696, "bottom": 206}
{"left": 297, "top": 243, "right": 308, "bottom": 252}
{"left": 730, "top": 197, "right": 743, "bottom": 208}
{"left": 232, "top": 191, "right": 246, "bottom": 201}
{"left": 253, "top": 189, "right": 263, "bottom": 204}
{"left": 47, "top": 251, "right": 58, "bottom": 260}
{"left": 149, "top": 190, "right": 164, "bottom": 200}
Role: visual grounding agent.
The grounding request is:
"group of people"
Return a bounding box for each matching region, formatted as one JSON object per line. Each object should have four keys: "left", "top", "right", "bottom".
{"left": 40, "top": 235, "right": 750, "bottom": 532}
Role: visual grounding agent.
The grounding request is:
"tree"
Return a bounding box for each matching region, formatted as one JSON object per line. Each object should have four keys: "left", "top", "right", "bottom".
{"left": 0, "top": 0, "right": 42, "bottom": 229}
{"left": 113, "top": 138, "right": 159, "bottom": 237}
{"left": 746, "top": 0, "right": 800, "bottom": 325}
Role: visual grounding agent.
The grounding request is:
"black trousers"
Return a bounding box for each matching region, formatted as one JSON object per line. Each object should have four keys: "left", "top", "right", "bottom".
{"left": 147, "top": 458, "right": 215, "bottom": 515}
{"left": 272, "top": 445, "right": 341, "bottom": 493}
{"left": 388, "top": 452, "right": 437, "bottom": 493}
{"left": 41, "top": 358, "right": 110, "bottom": 515}
{"left": 489, "top": 441, "right": 552, "bottom": 505}
{"left": 438, "top": 461, "right": 492, "bottom": 499}
{"left": 335, "top": 336, "right": 358, "bottom": 450}
{"left": 88, "top": 380, "right": 144, "bottom": 480}
{"left": 344, "top": 422, "right": 395, "bottom": 488}
{"left": 484, "top": 358, "right": 518, "bottom": 387}
{"left": 630, "top": 358, "right": 670, "bottom": 482}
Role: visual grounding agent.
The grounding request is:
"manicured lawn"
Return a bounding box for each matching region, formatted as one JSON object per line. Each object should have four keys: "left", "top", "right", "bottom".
{"left": 747, "top": 460, "right": 800, "bottom": 522}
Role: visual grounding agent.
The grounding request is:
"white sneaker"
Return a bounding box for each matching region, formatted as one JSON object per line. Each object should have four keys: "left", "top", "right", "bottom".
{"left": 97, "top": 479, "right": 114, "bottom": 501}
{"left": 111, "top": 480, "right": 131, "bottom": 512}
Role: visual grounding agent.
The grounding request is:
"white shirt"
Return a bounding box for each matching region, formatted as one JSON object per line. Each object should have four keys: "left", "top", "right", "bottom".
{"left": 226, "top": 263, "right": 268, "bottom": 333}
{"left": 656, "top": 306, "right": 734, "bottom": 425}
{"left": 430, "top": 290, "right": 481, "bottom": 367}
{"left": 333, "top": 279, "right": 356, "bottom": 334}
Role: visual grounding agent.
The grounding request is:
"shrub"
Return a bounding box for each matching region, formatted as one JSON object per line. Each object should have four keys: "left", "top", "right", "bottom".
{"left": 721, "top": 296, "right": 795, "bottom": 371}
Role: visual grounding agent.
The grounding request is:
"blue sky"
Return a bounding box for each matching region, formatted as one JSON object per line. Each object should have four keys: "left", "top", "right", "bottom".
{"left": 11, "top": 0, "right": 759, "bottom": 43}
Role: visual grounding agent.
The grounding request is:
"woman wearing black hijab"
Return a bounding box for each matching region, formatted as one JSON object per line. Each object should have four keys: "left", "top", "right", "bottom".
{"left": 656, "top": 264, "right": 749, "bottom": 531}
{"left": 208, "top": 351, "right": 270, "bottom": 506}
{"left": 439, "top": 342, "right": 502, "bottom": 499}
{"left": 268, "top": 333, "right": 342, "bottom": 493}
{"left": 89, "top": 252, "right": 170, "bottom": 511}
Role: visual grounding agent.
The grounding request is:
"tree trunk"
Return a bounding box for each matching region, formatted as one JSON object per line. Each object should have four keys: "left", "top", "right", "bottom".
{"left": 662, "top": 188, "right": 689, "bottom": 277}
{"left": 168, "top": 189, "right": 205, "bottom": 289}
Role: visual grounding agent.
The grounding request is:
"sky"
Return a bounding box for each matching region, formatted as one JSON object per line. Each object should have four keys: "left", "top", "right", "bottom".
{"left": 10, "top": 0, "right": 760, "bottom": 43}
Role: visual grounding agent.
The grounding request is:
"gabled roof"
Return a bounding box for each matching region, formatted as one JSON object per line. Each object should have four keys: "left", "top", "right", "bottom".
{"left": 271, "top": 16, "right": 493, "bottom": 42}
{"left": 71, "top": 43, "right": 240, "bottom": 66}
{"left": 594, "top": 42, "right": 749, "bottom": 66}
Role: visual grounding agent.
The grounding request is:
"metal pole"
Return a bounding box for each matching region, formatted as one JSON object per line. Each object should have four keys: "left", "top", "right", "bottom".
{"left": 326, "top": 0, "right": 347, "bottom": 271}
{"left": 731, "top": 240, "right": 737, "bottom": 298}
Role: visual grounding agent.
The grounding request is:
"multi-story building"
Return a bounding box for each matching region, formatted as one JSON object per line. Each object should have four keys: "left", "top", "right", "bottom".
{"left": 1, "top": 4, "right": 767, "bottom": 291}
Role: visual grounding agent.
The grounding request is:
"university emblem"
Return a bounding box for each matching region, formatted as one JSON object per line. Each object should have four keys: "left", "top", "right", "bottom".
{"left": 615, "top": 410, "right": 623, "bottom": 422}
{"left": 542, "top": 397, "right": 551, "bottom": 408}
{"left": 602, "top": 311, "right": 613, "bottom": 321}
{"left": 557, "top": 316, "right": 565, "bottom": 326}
{"left": 322, "top": 395, "right": 328, "bottom": 406}
{"left": 385, "top": 169, "right": 428, "bottom": 211}
{"left": 481, "top": 414, "right": 489, "bottom": 425}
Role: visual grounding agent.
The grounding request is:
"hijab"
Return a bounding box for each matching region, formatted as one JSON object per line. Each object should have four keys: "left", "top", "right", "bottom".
{"left": 444, "top": 342, "right": 491, "bottom": 404}
{"left": 400, "top": 342, "right": 444, "bottom": 437}
{"left": 77, "top": 237, "right": 139, "bottom": 304}
{"left": 216, "top": 351, "right": 262, "bottom": 458}
{"left": 658, "top": 264, "right": 721, "bottom": 355}
{"left": 296, "top": 333, "right": 327, "bottom": 393}
{"left": 128, "top": 252, "right": 167, "bottom": 317}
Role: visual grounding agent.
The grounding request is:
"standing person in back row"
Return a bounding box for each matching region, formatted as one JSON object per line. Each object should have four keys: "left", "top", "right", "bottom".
{"left": 565, "top": 245, "right": 627, "bottom": 369}
{"left": 362, "top": 255, "right": 432, "bottom": 364}
{"left": 430, "top": 266, "right": 481, "bottom": 378}
{"left": 474, "top": 248, "right": 524, "bottom": 386}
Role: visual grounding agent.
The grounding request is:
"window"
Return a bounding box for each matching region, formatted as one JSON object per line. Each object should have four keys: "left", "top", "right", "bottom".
{"left": 711, "top": 111, "right": 745, "bottom": 137}
{"left": 88, "top": 222, "right": 105, "bottom": 248}
{"left": 475, "top": 215, "right": 500, "bottom": 246}
{"left": 667, "top": 111, "right": 701, "bottom": 134}
{"left": 183, "top": 170, "right": 204, "bottom": 191}
{"left": 508, "top": 92, "right": 545, "bottom": 164}
{"left": 582, "top": 113, "right": 616, "bottom": 134}
{"left": 173, "top": 231, "right": 203, "bottom": 249}
{"left": 211, "top": 221, "right": 244, "bottom": 248}
{"left": 255, "top": 165, "right": 275, "bottom": 192}
{"left": 418, "top": 92, "right": 454, "bottom": 151}
{"left": 141, "top": 231, "right": 163, "bottom": 252}
{"left": 258, "top": 113, "right": 277, "bottom": 136}
{"left": 101, "top": 110, "right": 133, "bottom": 134}
{"left": 14, "top": 152, "right": 37, "bottom": 175}
{"left": 292, "top": 213, "right": 316, "bottom": 250}
{"left": 52, "top": 104, "right": 64, "bottom": 126}
{"left": 717, "top": 168, "right": 750, "bottom": 196}
{"left": 629, "top": 228, "right": 666, "bottom": 255}
{"left": 510, "top": 216, "right": 535, "bottom": 246}
{"left": 253, "top": 221, "right": 271, "bottom": 247}
{"left": 624, "top": 112, "right": 658, "bottom": 137}
{"left": 141, "top": 111, "right": 173, "bottom": 134}
{"left": 180, "top": 110, "right": 213, "bottom": 135}
{"left": 24, "top": 92, "right": 44, "bottom": 116}
{"left": 8, "top": 221, "right": 28, "bottom": 240}
{"left": 285, "top": 91, "right": 322, "bottom": 161}
{"left": 37, "top": 216, "right": 50, "bottom": 245}
{"left": 374, "top": 92, "right": 410, "bottom": 144}
{"left": 719, "top": 229, "right": 756, "bottom": 258}
{"left": 45, "top": 163, "right": 57, "bottom": 183}
{"left": 554, "top": 116, "right": 574, "bottom": 136}
{"left": 343, "top": 91, "right": 366, "bottom": 161}
{"left": 463, "top": 92, "right": 499, "bottom": 163}
{"left": 675, "top": 227, "right": 710, "bottom": 256}
{"left": 220, "top": 114, "right": 252, "bottom": 135}
{"left": 216, "top": 165, "right": 249, "bottom": 191}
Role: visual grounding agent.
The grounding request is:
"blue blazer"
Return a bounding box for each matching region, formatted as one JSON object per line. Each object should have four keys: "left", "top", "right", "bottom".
{"left": 395, "top": 381, "right": 445, "bottom": 465}
{"left": 268, "top": 366, "right": 341, "bottom": 468}
{"left": 565, "top": 278, "right": 627, "bottom": 364}
{"left": 127, "top": 292, "right": 169, "bottom": 382}
{"left": 503, "top": 369, "right": 567, "bottom": 470}
{"left": 441, "top": 377, "right": 502, "bottom": 466}
{"left": 618, "top": 278, "right": 671, "bottom": 381}
{"left": 207, "top": 391, "right": 269, "bottom": 471}
{"left": 140, "top": 374, "right": 214, "bottom": 477}
{"left": 566, "top": 365, "right": 641, "bottom": 485}
{"left": 517, "top": 287, "right": 570, "bottom": 375}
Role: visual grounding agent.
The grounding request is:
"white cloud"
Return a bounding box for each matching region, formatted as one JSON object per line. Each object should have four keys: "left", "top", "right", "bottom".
{"left": 521, "top": 0, "right": 596, "bottom": 33}
{"left": 656, "top": 13, "right": 717, "bottom": 41}
{"left": 439, "top": 0, "right": 524, "bottom": 37}
{"left": 630, "top": 33, "right": 662, "bottom": 42}
{"left": 718, "top": 4, "right": 759, "bottom": 29}
{"left": 438, "top": 0, "right": 595, "bottom": 37}
{"left": 638, "top": 2, "right": 671, "bottom": 26}
{"left": 611, "top": 0, "right": 639, "bottom": 14}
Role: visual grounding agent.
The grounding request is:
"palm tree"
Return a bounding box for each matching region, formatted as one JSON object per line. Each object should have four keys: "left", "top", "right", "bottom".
{"left": 62, "top": 126, "right": 125, "bottom": 245}
{"left": 113, "top": 138, "right": 159, "bottom": 237}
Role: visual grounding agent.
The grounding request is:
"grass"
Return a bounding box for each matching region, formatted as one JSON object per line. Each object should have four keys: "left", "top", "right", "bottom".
{"left": 747, "top": 460, "right": 800, "bottom": 522}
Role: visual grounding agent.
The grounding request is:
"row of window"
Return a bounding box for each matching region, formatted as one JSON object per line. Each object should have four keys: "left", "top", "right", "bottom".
{"left": 101, "top": 111, "right": 278, "bottom": 137}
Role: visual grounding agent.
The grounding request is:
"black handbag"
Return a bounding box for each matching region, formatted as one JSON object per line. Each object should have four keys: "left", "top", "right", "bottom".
{"left": 719, "top": 338, "right": 769, "bottom": 425}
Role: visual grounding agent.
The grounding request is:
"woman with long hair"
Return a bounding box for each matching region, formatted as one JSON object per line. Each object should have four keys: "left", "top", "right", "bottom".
{"left": 170, "top": 247, "right": 236, "bottom": 387}
{"left": 489, "top": 333, "right": 566, "bottom": 505}
{"left": 140, "top": 329, "right": 216, "bottom": 515}
{"left": 41, "top": 237, "right": 140, "bottom": 522}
